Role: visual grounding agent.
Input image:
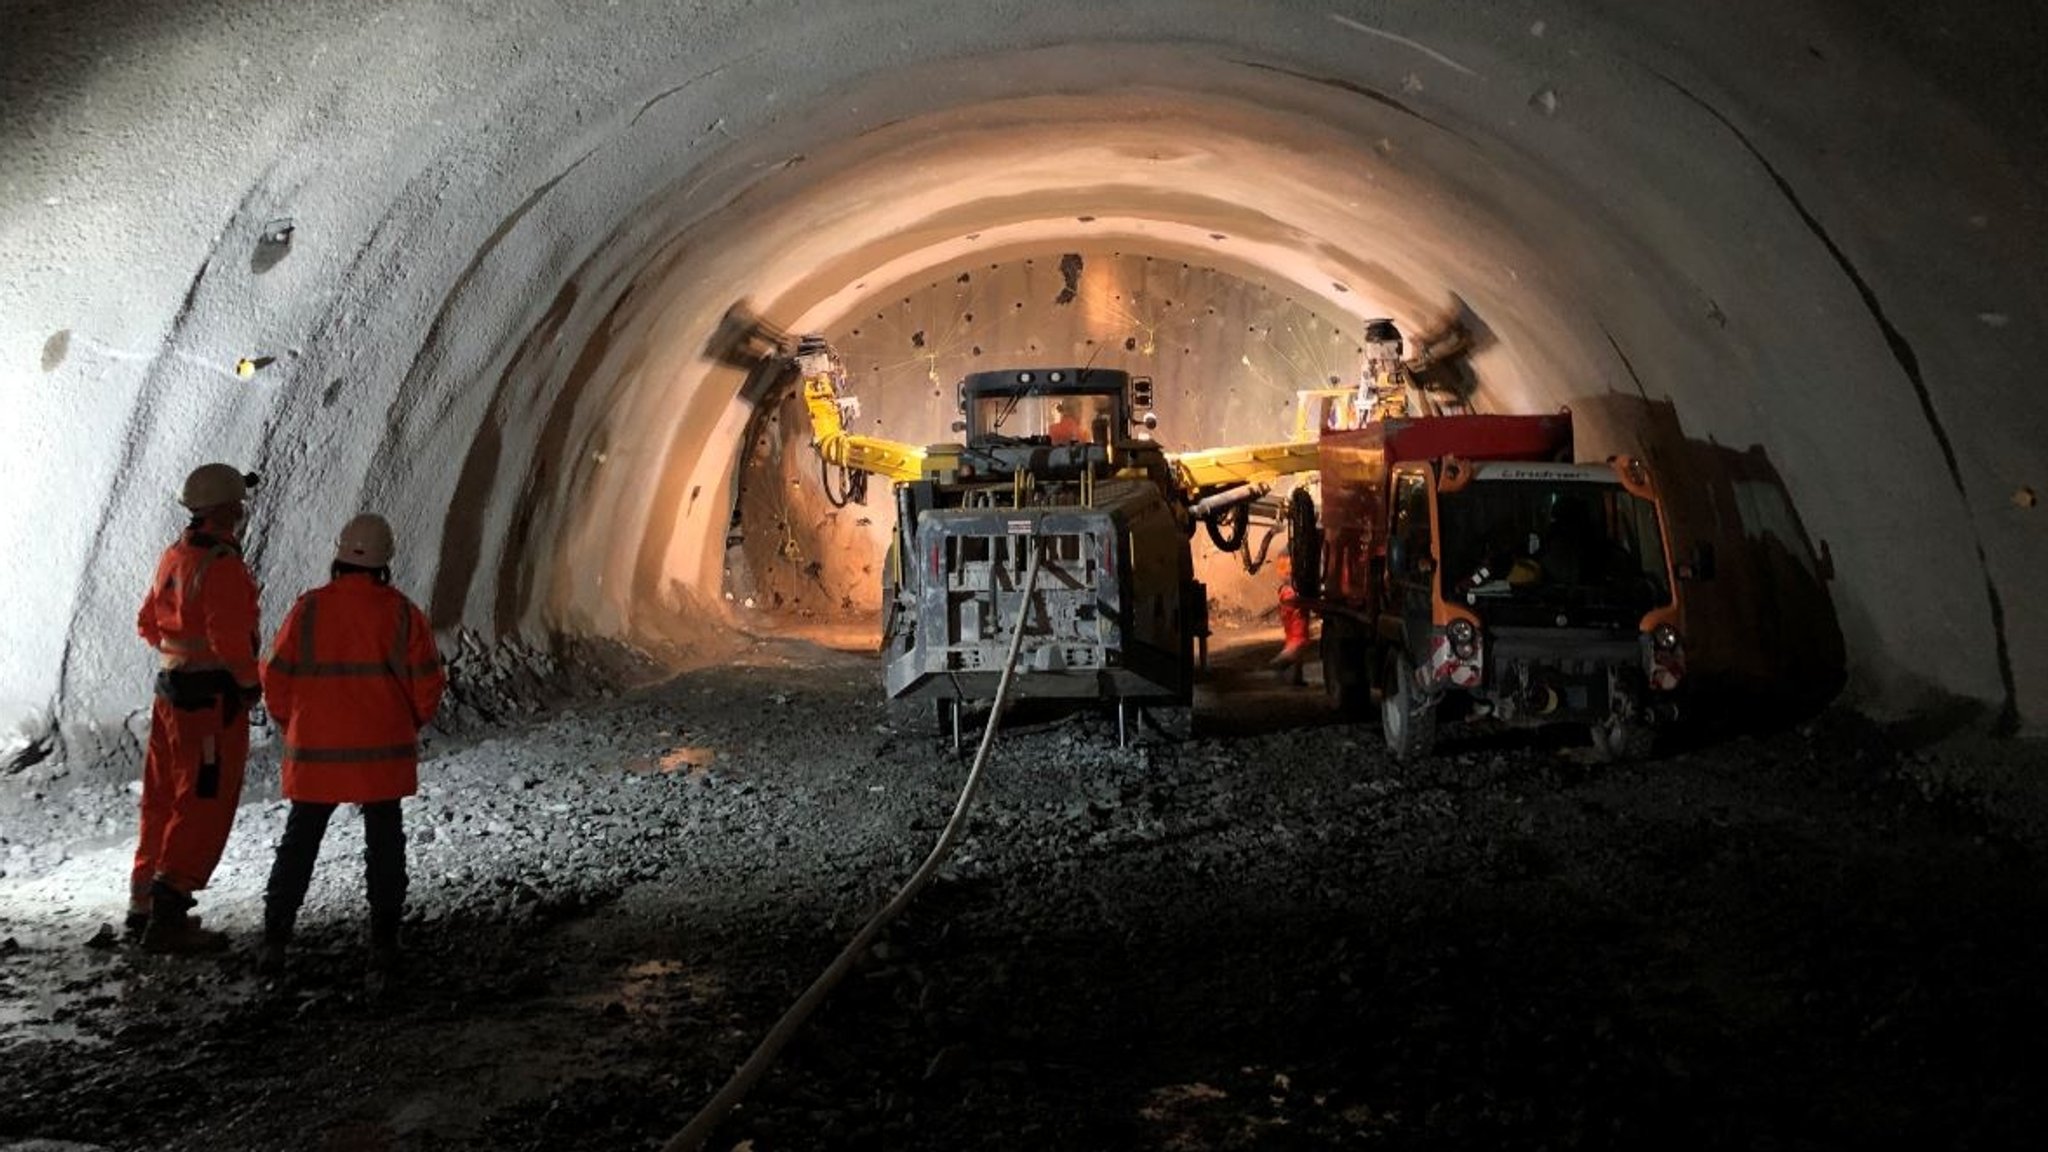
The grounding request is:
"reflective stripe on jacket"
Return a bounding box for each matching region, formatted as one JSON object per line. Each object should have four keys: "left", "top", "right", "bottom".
{"left": 262, "top": 574, "right": 447, "bottom": 804}
{"left": 137, "top": 531, "right": 261, "bottom": 686}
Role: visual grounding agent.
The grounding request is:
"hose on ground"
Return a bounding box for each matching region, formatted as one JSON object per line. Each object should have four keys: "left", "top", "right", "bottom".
{"left": 662, "top": 545, "right": 1045, "bottom": 1152}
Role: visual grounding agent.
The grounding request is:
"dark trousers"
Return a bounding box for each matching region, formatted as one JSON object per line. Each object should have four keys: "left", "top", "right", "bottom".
{"left": 263, "top": 800, "right": 407, "bottom": 945}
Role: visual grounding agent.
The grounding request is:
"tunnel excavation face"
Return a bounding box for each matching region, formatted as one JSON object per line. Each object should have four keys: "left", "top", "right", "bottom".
{"left": 722, "top": 249, "right": 1377, "bottom": 637}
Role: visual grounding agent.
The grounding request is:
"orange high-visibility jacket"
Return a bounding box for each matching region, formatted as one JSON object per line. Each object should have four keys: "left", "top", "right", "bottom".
{"left": 262, "top": 574, "right": 447, "bottom": 804}
{"left": 137, "top": 531, "right": 261, "bottom": 686}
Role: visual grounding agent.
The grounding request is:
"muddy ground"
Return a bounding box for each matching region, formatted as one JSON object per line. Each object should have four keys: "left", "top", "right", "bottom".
{"left": 3, "top": 632, "right": 2046, "bottom": 1151}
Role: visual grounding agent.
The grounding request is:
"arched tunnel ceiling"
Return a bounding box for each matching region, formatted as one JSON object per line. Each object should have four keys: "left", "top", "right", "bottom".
{"left": 2, "top": 0, "right": 2044, "bottom": 756}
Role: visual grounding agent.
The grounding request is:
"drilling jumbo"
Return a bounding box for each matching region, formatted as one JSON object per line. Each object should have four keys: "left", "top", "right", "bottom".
{"left": 790, "top": 336, "right": 1314, "bottom": 745}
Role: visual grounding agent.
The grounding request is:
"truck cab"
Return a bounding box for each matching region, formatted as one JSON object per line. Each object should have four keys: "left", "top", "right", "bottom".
{"left": 1309, "top": 415, "right": 1690, "bottom": 761}
{"left": 960, "top": 368, "right": 1129, "bottom": 450}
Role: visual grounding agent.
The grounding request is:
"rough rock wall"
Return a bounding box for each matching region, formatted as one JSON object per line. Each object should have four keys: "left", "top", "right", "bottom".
{"left": 2, "top": 0, "right": 2043, "bottom": 766}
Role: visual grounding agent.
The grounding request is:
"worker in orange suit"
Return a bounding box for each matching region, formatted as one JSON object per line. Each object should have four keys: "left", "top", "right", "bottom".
{"left": 1047, "top": 398, "right": 1091, "bottom": 445}
{"left": 258, "top": 513, "right": 446, "bottom": 979}
{"left": 1271, "top": 553, "right": 1312, "bottom": 685}
{"left": 132, "top": 463, "right": 264, "bottom": 954}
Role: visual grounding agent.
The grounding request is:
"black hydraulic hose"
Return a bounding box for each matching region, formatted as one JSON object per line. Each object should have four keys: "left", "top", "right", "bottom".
{"left": 1239, "top": 520, "right": 1282, "bottom": 575}
{"left": 820, "top": 456, "right": 865, "bottom": 508}
{"left": 662, "top": 545, "right": 1046, "bottom": 1152}
{"left": 1202, "top": 500, "right": 1250, "bottom": 552}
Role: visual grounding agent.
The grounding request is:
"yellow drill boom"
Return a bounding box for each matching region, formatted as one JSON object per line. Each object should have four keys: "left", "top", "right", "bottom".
{"left": 798, "top": 351, "right": 930, "bottom": 484}
{"left": 1166, "top": 440, "right": 1322, "bottom": 494}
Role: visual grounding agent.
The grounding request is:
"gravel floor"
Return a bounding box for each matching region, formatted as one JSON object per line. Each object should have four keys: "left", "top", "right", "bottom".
{"left": 3, "top": 632, "right": 2046, "bottom": 1151}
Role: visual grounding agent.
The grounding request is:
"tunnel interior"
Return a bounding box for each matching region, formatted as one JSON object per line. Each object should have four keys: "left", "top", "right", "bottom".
{"left": 7, "top": 2, "right": 2043, "bottom": 762}
{"left": 5, "top": 4, "right": 2048, "bottom": 1149}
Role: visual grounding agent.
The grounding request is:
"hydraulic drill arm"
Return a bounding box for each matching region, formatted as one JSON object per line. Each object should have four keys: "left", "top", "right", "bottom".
{"left": 1165, "top": 439, "right": 1322, "bottom": 496}
{"left": 795, "top": 338, "right": 929, "bottom": 484}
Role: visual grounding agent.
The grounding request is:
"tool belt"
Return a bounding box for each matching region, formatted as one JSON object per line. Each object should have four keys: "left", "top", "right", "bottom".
{"left": 156, "top": 668, "right": 240, "bottom": 713}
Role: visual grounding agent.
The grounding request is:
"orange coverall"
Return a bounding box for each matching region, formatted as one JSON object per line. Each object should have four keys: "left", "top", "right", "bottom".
{"left": 262, "top": 574, "right": 446, "bottom": 803}
{"left": 259, "top": 573, "right": 445, "bottom": 950}
{"left": 1278, "top": 581, "right": 1312, "bottom": 659}
{"left": 133, "top": 530, "right": 261, "bottom": 903}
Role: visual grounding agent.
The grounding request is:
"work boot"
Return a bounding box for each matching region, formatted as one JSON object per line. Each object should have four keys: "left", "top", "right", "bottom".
{"left": 124, "top": 886, "right": 153, "bottom": 938}
{"left": 139, "top": 881, "right": 228, "bottom": 955}
{"left": 365, "top": 915, "right": 402, "bottom": 996}
{"left": 364, "top": 942, "right": 400, "bottom": 999}
{"left": 257, "top": 906, "right": 293, "bottom": 977}
{"left": 1271, "top": 643, "right": 1307, "bottom": 685}
{"left": 368, "top": 927, "right": 401, "bottom": 970}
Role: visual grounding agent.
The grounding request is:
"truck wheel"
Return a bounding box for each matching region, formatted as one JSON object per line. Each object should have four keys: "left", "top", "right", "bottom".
{"left": 1590, "top": 716, "right": 1656, "bottom": 763}
{"left": 1381, "top": 652, "right": 1437, "bottom": 762}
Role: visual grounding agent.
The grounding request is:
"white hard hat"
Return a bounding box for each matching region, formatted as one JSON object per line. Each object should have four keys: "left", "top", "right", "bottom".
{"left": 180, "top": 463, "right": 249, "bottom": 510}
{"left": 335, "top": 513, "right": 396, "bottom": 567}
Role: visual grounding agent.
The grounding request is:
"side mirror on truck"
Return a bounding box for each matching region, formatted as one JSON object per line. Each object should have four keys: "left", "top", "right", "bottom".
{"left": 1676, "top": 541, "right": 1716, "bottom": 581}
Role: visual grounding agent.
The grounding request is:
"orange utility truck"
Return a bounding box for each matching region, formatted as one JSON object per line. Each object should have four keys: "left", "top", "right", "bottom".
{"left": 1289, "top": 412, "right": 1702, "bottom": 761}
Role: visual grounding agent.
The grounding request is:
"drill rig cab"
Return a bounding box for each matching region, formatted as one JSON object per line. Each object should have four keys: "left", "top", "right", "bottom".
{"left": 885, "top": 366, "right": 1205, "bottom": 745}
{"left": 792, "top": 337, "right": 1206, "bottom": 745}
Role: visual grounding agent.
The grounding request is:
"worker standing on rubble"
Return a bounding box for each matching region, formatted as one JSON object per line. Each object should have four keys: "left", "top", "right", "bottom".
{"left": 131, "top": 463, "right": 264, "bottom": 954}
{"left": 258, "top": 514, "right": 445, "bottom": 980}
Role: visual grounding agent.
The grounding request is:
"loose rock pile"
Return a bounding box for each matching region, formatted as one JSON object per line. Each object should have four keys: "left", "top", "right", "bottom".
{"left": 3, "top": 636, "right": 2045, "bottom": 1151}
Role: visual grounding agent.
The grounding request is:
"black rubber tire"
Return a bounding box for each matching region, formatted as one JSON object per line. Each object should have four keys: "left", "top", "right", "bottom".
{"left": 1287, "top": 487, "right": 1322, "bottom": 600}
{"left": 1381, "top": 651, "right": 1438, "bottom": 762}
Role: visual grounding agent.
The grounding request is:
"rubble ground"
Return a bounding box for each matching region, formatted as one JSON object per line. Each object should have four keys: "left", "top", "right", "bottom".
{"left": 3, "top": 633, "right": 2046, "bottom": 1151}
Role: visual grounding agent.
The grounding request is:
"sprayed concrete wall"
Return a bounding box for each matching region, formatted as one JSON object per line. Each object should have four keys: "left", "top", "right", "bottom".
{"left": 3, "top": 0, "right": 2044, "bottom": 764}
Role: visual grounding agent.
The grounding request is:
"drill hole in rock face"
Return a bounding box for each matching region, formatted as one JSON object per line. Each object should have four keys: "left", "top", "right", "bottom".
{"left": 251, "top": 218, "right": 295, "bottom": 273}
{"left": 41, "top": 329, "right": 71, "bottom": 372}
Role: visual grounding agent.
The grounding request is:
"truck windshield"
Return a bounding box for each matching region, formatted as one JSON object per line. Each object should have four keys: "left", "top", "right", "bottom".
{"left": 972, "top": 393, "right": 1116, "bottom": 444}
{"left": 1439, "top": 480, "right": 1671, "bottom": 616}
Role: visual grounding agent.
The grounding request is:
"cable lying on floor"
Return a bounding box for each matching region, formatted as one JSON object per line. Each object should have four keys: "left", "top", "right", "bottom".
{"left": 663, "top": 545, "right": 1045, "bottom": 1152}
